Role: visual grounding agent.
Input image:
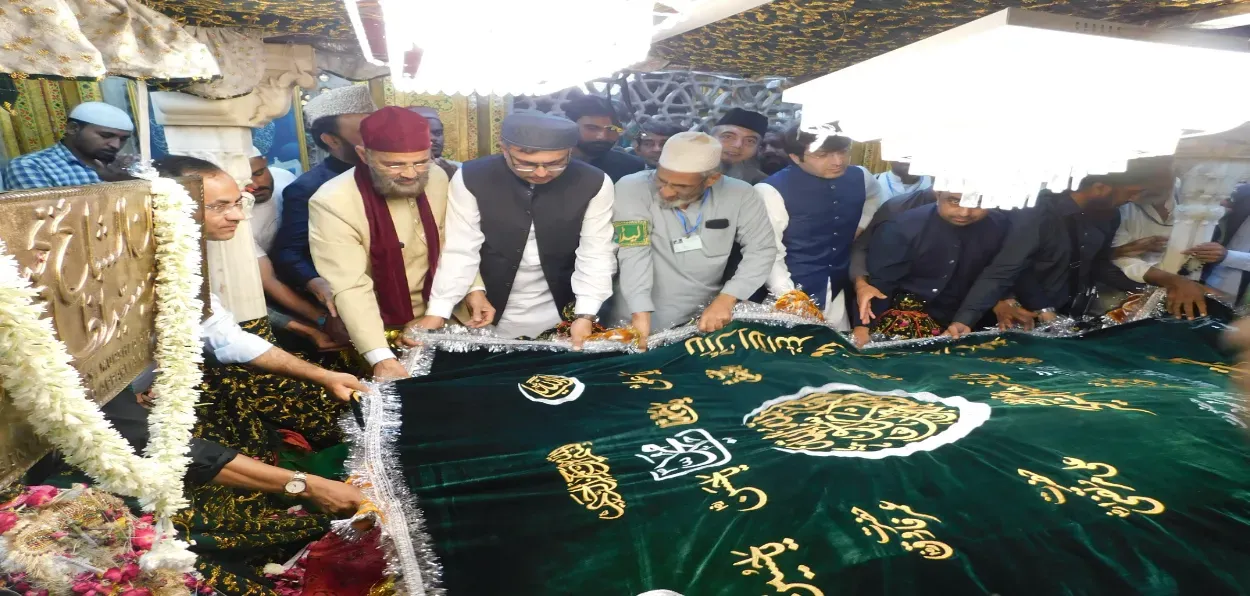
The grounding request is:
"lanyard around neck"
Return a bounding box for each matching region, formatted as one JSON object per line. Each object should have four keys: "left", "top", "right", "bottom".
{"left": 675, "top": 190, "right": 710, "bottom": 236}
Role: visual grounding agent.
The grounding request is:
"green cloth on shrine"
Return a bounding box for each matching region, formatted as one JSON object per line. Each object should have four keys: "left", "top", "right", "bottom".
{"left": 392, "top": 318, "right": 1250, "bottom": 595}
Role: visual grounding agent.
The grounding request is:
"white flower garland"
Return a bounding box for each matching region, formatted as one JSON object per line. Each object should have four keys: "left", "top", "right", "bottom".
{"left": 0, "top": 177, "right": 203, "bottom": 571}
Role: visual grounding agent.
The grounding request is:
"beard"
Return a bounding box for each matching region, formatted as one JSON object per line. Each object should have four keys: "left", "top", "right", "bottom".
{"left": 578, "top": 140, "right": 615, "bottom": 158}
{"left": 370, "top": 168, "right": 429, "bottom": 199}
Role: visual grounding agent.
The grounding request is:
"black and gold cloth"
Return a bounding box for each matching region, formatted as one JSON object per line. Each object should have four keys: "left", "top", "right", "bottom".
{"left": 388, "top": 317, "right": 1250, "bottom": 594}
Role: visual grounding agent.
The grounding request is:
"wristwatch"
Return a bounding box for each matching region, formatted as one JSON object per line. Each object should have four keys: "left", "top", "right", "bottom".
{"left": 284, "top": 472, "right": 308, "bottom": 496}
{"left": 573, "top": 314, "right": 598, "bottom": 323}
{"left": 1037, "top": 308, "right": 1056, "bottom": 315}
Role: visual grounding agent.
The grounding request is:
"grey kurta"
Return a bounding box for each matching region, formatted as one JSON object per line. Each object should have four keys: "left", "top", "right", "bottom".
{"left": 610, "top": 171, "right": 777, "bottom": 330}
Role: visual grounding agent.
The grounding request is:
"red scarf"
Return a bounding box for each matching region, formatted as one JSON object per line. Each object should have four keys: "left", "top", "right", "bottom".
{"left": 354, "top": 165, "right": 441, "bottom": 326}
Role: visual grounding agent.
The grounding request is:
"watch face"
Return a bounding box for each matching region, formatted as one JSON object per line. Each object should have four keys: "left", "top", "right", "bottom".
{"left": 285, "top": 479, "right": 307, "bottom": 494}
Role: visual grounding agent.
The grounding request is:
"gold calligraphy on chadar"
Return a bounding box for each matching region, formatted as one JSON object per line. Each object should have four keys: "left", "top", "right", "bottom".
{"left": 831, "top": 366, "right": 902, "bottom": 381}
{"left": 647, "top": 397, "right": 699, "bottom": 428}
{"left": 953, "top": 373, "right": 1154, "bottom": 414}
{"left": 520, "top": 374, "right": 577, "bottom": 400}
{"left": 547, "top": 442, "right": 626, "bottom": 520}
{"left": 698, "top": 464, "right": 767, "bottom": 512}
{"left": 706, "top": 365, "right": 762, "bottom": 385}
{"left": 686, "top": 328, "right": 812, "bottom": 358}
{"left": 746, "top": 391, "right": 959, "bottom": 453}
{"left": 1147, "top": 356, "right": 1248, "bottom": 378}
{"left": 850, "top": 501, "right": 954, "bottom": 560}
{"left": 731, "top": 537, "right": 824, "bottom": 595}
{"left": 980, "top": 356, "right": 1042, "bottom": 365}
{"left": 1018, "top": 457, "right": 1165, "bottom": 518}
{"left": 620, "top": 370, "right": 672, "bottom": 390}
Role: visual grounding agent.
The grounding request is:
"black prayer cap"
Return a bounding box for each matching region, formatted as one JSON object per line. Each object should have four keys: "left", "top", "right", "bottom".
{"left": 501, "top": 111, "right": 579, "bottom": 151}
{"left": 715, "top": 108, "right": 769, "bottom": 137}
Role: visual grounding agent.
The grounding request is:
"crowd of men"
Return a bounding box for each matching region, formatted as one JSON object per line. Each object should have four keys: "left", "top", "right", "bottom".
{"left": 4, "top": 88, "right": 1250, "bottom": 593}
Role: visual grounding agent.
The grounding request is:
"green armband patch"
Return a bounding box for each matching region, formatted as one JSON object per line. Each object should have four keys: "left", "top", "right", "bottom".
{"left": 613, "top": 220, "right": 650, "bottom": 247}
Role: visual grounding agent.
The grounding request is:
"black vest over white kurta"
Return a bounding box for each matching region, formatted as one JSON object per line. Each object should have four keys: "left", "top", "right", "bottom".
{"left": 461, "top": 155, "right": 603, "bottom": 323}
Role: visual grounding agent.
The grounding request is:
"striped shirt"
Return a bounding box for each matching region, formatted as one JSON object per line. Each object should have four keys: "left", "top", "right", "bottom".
{"left": 3, "top": 142, "right": 102, "bottom": 190}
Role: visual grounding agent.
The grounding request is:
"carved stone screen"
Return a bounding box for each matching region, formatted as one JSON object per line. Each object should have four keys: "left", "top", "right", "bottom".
{"left": 0, "top": 178, "right": 204, "bottom": 486}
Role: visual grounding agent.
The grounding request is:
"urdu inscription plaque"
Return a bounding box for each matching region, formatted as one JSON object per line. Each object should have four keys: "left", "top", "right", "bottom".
{"left": 0, "top": 178, "right": 205, "bottom": 486}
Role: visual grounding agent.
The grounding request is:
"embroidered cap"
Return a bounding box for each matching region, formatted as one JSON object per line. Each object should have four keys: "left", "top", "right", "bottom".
{"left": 657, "top": 131, "right": 722, "bottom": 173}
{"left": 501, "top": 111, "right": 579, "bottom": 151}
{"left": 304, "top": 85, "right": 377, "bottom": 125}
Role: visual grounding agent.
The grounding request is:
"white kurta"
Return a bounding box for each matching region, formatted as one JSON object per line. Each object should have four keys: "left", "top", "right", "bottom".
{"left": 250, "top": 166, "right": 297, "bottom": 256}
{"left": 876, "top": 171, "right": 933, "bottom": 200}
{"left": 427, "top": 170, "right": 617, "bottom": 338}
{"left": 1111, "top": 197, "right": 1175, "bottom": 284}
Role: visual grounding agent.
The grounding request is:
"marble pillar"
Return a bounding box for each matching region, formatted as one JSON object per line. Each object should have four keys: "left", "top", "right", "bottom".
{"left": 151, "top": 44, "right": 317, "bottom": 322}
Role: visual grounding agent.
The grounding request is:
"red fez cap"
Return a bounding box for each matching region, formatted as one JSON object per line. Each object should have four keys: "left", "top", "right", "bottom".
{"left": 359, "top": 106, "right": 431, "bottom": 152}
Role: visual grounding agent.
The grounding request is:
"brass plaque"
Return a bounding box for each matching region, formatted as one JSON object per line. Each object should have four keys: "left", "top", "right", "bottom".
{"left": 0, "top": 178, "right": 205, "bottom": 486}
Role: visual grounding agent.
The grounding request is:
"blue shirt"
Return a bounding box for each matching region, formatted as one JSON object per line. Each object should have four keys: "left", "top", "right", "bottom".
{"left": 3, "top": 142, "right": 102, "bottom": 190}
{"left": 271, "top": 155, "right": 354, "bottom": 287}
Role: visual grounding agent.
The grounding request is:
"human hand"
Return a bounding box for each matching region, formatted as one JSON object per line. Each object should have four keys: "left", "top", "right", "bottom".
{"left": 698, "top": 294, "right": 737, "bottom": 333}
{"left": 943, "top": 322, "right": 972, "bottom": 340}
{"left": 1037, "top": 310, "right": 1058, "bottom": 324}
{"left": 464, "top": 291, "right": 496, "bottom": 328}
{"left": 852, "top": 326, "right": 871, "bottom": 348}
{"left": 631, "top": 312, "right": 652, "bottom": 352}
{"left": 401, "top": 315, "right": 446, "bottom": 347}
{"left": 306, "top": 278, "right": 338, "bottom": 317}
{"left": 136, "top": 390, "right": 155, "bottom": 409}
{"left": 993, "top": 299, "right": 1037, "bottom": 331}
{"left": 1164, "top": 278, "right": 1210, "bottom": 320}
{"left": 1183, "top": 242, "right": 1228, "bottom": 264}
{"left": 1114, "top": 235, "right": 1169, "bottom": 258}
{"left": 309, "top": 327, "right": 348, "bottom": 352}
{"left": 304, "top": 475, "right": 365, "bottom": 517}
{"left": 371, "top": 358, "right": 409, "bottom": 380}
{"left": 855, "top": 279, "right": 887, "bottom": 324}
{"left": 321, "top": 371, "right": 367, "bottom": 401}
{"left": 322, "top": 315, "right": 351, "bottom": 345}
{"left": 570, "top": 318, "right": 594, "bottom": 351}
{"left": 93, "top": 154, "right": 139, "bottom": 182}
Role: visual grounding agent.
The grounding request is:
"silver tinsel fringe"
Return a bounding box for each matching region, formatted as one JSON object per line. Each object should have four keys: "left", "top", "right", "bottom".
{"left": 340, "top": 380, "right": 444, "bottom": 596}
{"left": 358, "top": 292, "right": 1214, "bottom": 591}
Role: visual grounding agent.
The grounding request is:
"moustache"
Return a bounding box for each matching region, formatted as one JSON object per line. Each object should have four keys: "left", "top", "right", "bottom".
{"left": 579, "top": 141, "right": 615, "bottom": 156}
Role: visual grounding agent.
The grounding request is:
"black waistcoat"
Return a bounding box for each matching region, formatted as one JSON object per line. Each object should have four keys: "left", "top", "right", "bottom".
{"left": 461, "top": 155, "right": 604, "bottom": 323}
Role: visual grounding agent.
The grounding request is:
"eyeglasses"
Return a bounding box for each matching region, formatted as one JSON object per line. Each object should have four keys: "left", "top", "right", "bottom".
{"left": 205, "top": 196, "right": 247, "bottom": 214}
{"left": 377, "top": 161, "right": 432, "bottom": 174}
{"left": 505, "top": 151, "right": 570, "bottom": 174}
{"left": 580, "top": 123, "right": 624, "bottom": 136}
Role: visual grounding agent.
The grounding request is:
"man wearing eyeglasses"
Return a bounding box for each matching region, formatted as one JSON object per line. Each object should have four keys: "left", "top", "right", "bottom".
{"left": 415, "top": 111, "right": 616, "bottom": 349}
{"left": 564, "top": 95, "right": 645, "bottom": 182}
{"left": 609, "top": 132, "right": 776, "bottom": 347}
{"left": 308, "top": 107, "right": 487, "bottom": 380}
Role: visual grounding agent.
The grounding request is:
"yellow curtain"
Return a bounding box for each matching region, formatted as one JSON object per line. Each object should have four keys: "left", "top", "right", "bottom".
{"left": 0, "top": 79, "right": 104, "bottom": 160}
{"left": 375, "top": 77, "right": 506, "bottom": 161}
{"left": 851, "top": 139, "right": 888, "bottom": 174}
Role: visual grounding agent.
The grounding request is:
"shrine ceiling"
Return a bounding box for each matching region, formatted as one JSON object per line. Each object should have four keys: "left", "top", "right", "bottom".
{"left": 136, "top": 0, "right": 1246, "bottom": 79}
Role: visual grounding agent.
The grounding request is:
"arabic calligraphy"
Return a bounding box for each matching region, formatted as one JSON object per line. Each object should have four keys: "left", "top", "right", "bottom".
{"left": 1018, "top": 457, "right": 1165, "bottom": 518}
{"left": 933, "top": 336, "right": 1011, "bottom": 355}
{"left": 980, "top": 356, "right": 1042, "bottom": 365}
{"left": 746, "top": 391, "right": 959, "bottom": 453}
{"left": 850, "top": 501, "right": 954, "bottom": 560}
{"left": 620, "top": 370, "right": 673, "bottom": 390}
{"left": 635, "top": 428, "right": 732, "bottom": 481}
{"left": 518, "top": 374, "right": 585, "bottom": 404}
{"left": 647, "top": 397, "right": 699, "bottom": 428}
{"left": 831, "top": 366, "right": 902, "bottom": 381}
{"left": 547, "top": 442, "right": 626, "bottom": 520}
{"left": 952, "top": 373, "right": 1154, "bottom": 414}
{"left": 731, "top": 537, "right": 824, "bottom": 595}
{"left": 706, "top": 365, "right": 762, "bottom": 385}
{"left": 685, "top": 328, "right": 813, "bottom": 358}
{"left": 697, "top": 464, "right": 767, "bottom": 512}
{"left": 1147, "top": 356, "right": 1248, "bottom": 378}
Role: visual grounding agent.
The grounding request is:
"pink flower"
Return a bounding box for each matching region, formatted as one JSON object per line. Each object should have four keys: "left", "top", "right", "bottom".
{"left": 120, "top": 563, "right": 141, "bottom": 582}
{"left": 132, "top": 527, "right": 155, "bottom": 551}
{"left": 137, "top": 514, "right": 154, "bottom": 525}
{"left": 70, "top": 581, "right": 99, "bottom": 594}
{"left": 0, "top": 510, "right": 19, "bottom": 534}
{"left": 120, "top": 589, "right": 152, "bottom": 596}
{"left": 102, "top": 568, "right": 124, "bottom": 583}
{"left": 49, "top": 531, "right": 67, "bottom": 540}
{"left": 26, "top": 590, "right": 49, "bottom": 596}
{"left": 22, "top": 486, "right": 57, "bottom": 508}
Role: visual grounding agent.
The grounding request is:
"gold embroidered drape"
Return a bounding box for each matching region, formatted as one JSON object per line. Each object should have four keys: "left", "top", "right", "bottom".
{"left": 0, "top": 79, "right": 104, "bottom": 159}
{"left": 376, "top": 77, "right": 507, "bottom": 162}
{"left": 851, "top": 140, "right": 888, "bottom": 174}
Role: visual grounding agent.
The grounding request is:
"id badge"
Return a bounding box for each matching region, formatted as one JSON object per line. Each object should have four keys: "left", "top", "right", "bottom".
{"left": 672, "top": 235, "right": 704, "bottom": 254}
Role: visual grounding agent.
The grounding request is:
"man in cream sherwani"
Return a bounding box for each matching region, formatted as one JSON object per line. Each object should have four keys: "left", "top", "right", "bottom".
{"left": 309, "top": 107, "right": 487, "bottom": 380}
